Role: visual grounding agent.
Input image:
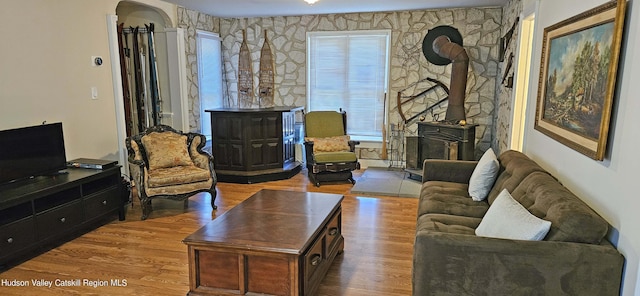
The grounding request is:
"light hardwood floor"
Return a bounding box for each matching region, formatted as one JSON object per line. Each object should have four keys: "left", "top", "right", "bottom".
{"left": 0, "top": 169, "right": 418, "bottom": 295}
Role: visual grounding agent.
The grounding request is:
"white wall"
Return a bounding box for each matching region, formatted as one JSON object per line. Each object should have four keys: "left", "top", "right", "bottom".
{"left": 0, "top": 0, "right": 176, "bottom": 163}
{"left": 523, "top": 0, "right": 640, "bottom": 294}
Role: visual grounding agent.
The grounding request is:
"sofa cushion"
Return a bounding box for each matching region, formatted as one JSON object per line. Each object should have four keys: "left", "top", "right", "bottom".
{"left": 416, "top": 213, "right": 481, "bottom": 235}
{"left": 468, "top": 148, "right": 499, "bottom": 201}
{"left": 487, "top": 150, "right": 548, "bottom": 204}
{"left": 422, "top": 159, "right": 478, "bottom": 184}
{"left": 313, "top": 151, "right": 357, "bottom": 163}
{"left": 418, "top": 181, "right": 490, "bottom": 218}
{"left": 476, "top": 189, "right": 551, "bottom": 241}
{"left": 510, "top": 172, "right": 608, "bottom": 244}
{"left": 141, "top": 132, "right": 194, "bottom": 170}
{"left": 305, "top": 111, "right": 345, "bottom": 138}
{"left": 305, "top": 135, "right": 351, "bottom": 153}
{"left": 146, "top": 165, "right": 211, "bottom": 188}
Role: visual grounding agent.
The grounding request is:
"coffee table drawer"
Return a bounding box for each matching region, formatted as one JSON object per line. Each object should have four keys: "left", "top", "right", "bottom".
{"left": 325, "top": 210, "right": 341, "bottom": 255}
{"left": 305, "top": 232, "right": 325, "bottom": 283}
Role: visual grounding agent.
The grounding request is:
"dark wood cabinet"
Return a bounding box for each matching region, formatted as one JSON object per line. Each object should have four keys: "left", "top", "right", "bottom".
{"left": 0, "top": 167, "right": 124, "bottom": 267}
{"left": 206, "top": 107, "right": 303, "bottom": 183}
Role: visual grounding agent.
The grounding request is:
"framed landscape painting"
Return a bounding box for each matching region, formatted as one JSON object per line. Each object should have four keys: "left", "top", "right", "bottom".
{"left": 535, "top": 0, "right": 626, "bottom": 160}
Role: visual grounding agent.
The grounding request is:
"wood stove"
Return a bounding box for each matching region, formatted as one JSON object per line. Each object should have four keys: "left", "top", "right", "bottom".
{"left": 403, "top": 25, "right": 478, "bottom": 178}
{"left": 406, "top": 121, "right": 477, "bottom": 170}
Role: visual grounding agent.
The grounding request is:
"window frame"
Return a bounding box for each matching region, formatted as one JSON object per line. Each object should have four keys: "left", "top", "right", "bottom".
{"left": 195, "top": 30, "right": 223, "bottom": 139}
{"left": 306, "top": 30, "right": 391, "bottom": 142}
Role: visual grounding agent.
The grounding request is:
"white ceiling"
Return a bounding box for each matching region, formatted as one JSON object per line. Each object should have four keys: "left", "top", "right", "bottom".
{"left": 162, "top": 0, "right": 509, "bottom": 18}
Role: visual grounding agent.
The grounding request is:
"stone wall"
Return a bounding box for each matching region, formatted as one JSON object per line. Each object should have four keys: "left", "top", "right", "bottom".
{"left": 494, "top": 0, "right": 522, "bottom": 154}
{"left": 218, "top": 8, "right": 503, "bottom": 160}
{"left": 176, "top": 7, "right": 506, "bottom": 159}
{"left": 176, "top": 7, "right": 219, "bottom": 132}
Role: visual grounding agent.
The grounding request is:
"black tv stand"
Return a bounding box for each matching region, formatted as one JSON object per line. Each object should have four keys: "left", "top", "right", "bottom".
{"left": 45, "top": 170, "right": 69, "bottom": 176}
{"left": 0, "top": 166, "right": 125, "bottom": 268}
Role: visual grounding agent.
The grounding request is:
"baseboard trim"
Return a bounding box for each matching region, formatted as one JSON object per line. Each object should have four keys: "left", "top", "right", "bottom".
{"left": 358, "top": 159, "right": 405, "bottom": 169}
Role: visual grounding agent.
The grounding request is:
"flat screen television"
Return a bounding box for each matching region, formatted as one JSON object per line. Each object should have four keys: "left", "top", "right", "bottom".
{"left": 0, "top": 123, "right": 67, "bottom": 184}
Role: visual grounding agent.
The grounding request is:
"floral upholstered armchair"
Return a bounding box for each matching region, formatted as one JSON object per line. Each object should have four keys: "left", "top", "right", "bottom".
{"left": 126, "top": 125, "right": 217, "bottom": 220}
{"left": 304, "top": 111, "right": 360, "bottom": 186}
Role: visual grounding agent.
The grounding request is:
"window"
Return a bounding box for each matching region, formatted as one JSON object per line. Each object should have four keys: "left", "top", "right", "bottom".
{"left": 307, "top": 30, "right": 390, "bottom": 141}
{"left": 196, "top": 30, "right": 223, "bottom": 139}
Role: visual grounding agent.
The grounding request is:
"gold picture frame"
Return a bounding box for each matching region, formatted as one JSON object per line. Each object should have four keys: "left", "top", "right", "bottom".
{"left": 535, "top": 0, "right": 626, "bottom": 160}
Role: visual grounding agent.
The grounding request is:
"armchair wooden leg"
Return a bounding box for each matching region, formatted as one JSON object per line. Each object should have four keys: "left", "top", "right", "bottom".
{"left": 308, "top": 172, "right": 321, "bottom": 187}
{"left": 210, "top": 188, "right": 218, "bottom": 210}
{"left": 140, "top": 198, "right": 152, "bottom": 220}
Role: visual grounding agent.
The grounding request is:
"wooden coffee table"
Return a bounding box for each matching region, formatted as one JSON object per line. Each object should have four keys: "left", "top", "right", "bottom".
{"left": 183, "top": 189, "right": 344, "bottom": 296}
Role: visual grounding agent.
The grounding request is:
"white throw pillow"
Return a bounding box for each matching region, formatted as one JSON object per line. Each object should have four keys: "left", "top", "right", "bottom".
{"left": 468, "top": 148, "right": 499, "bottom": 201}
{"left": 476, "top": 189, "right": 552, "bottom": 241}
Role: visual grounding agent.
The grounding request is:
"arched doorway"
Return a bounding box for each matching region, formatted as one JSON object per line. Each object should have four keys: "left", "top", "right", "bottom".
{"left": 116, "top": 1, "right": 171, "bottom": 136}
{"left": 107, "top": 1, "right": 188, "bottom": 175}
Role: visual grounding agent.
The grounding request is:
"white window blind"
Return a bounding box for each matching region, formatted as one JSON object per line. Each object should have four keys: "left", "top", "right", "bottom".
{"left": 307, "top": 30, "right": 390, "bottom": 139}
{"left": 196, "top": 30, "right": 223, "bottom": 139}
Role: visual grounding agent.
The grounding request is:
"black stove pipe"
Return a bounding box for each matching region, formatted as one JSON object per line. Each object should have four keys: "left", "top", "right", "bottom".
{"left": 432, "top": 35, "right": 469, "bottom": 122}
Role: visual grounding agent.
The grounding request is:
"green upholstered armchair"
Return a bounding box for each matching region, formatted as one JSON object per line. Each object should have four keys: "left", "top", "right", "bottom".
{"left": 126, "top": 125, "right": 217, "bottom": 220}
{"left": 304, "top": 111, "right": 360, "bottom": 186}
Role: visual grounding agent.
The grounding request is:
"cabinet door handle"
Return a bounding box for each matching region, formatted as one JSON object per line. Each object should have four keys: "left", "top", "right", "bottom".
{"left": 310, "top": 254, "right": 321, "bottom": 266}
{"left": 328, "top": 227, "right": 339, "bottom": 236}
{"left": 7, "top": 237, "right": 14, "bottom": 243}
{"left": 102, "top": 200, "right": 108, "bottom": 205}
{"left": 60, "top": 217, "right": 66, "bottom": 223}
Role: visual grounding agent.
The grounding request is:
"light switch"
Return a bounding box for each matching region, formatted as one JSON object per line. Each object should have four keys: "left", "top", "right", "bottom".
{"left": 91, "top": 87, "right": 98, "bottom": 99}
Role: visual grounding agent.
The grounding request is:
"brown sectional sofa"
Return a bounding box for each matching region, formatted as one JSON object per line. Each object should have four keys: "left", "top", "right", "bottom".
{"left": 412, "top": 150, "right": 624, "bottom": 295}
